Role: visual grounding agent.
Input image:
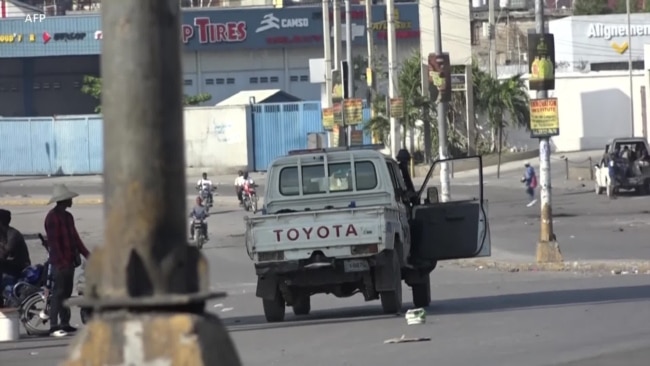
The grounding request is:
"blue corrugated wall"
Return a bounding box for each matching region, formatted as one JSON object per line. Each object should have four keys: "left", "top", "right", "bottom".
{"left": 252, "top": 101, "right": 372, "bottom": 171}
{"left": 0, "top": 115, "right": 103, "bottom": 175}
{"left": 0, "top": 102, "right": 371, "bottom": 175}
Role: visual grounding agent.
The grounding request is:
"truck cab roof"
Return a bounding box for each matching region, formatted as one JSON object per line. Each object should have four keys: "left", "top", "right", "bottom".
{"left": 263, "top": 145, "right": 405, "bottom": 214}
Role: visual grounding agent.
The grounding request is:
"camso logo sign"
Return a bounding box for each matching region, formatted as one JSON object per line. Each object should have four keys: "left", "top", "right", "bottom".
{"left": 255, "top": 13, "right": 309, "bottom": 33}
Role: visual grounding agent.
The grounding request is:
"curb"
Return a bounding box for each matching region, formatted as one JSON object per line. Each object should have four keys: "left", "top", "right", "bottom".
{"left": 451, "top": 258, "right": 650, "bottom": 274}
{"left": 0, "top": 197, "right": 104, "bottom": 206}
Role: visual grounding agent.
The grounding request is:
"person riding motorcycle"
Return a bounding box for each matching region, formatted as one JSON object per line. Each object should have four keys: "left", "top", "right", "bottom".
{"left": 241, "top": 172, "right": 257, "bottom": 204}
{"left": 234, "top": 170, "right": 246, "bottom": 205}
{"left": 189, "top": 196, "right": 209, "bottom": 241}
{"left": 196, "top": 172, "right": 215, "bottom": 206}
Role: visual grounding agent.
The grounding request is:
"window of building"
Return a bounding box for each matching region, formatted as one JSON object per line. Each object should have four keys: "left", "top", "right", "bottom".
{"left": 42, "top": 83, "right": 51, "bottom": 90}
{"left": 270, "top": 76, "right": 279, "bottom": 83}
{"left": 183, "top": 79, "right": 193, "bottom": 86}
{"left": 279, "top": 161, "right": 378, "bottom": 196}
{"left": 216, "top": 78, "right": 225, "bottom": 85}
{"left": 205, "top": 78, "right": 214, "bottom": 85}
{"left": 33, "top": 83, "right": 40, "bottom": 90}
{"left": 53, "top": 82, "right": 61, "bottom": 89}
{"left": 72, "top": 81, "right": 81, "bottom": 88}
{"left": 260, "top": 77, "right": 269, "bottom": 83}
{"left": 227, "top": 78, "right": 235, "bottom": 84}
{"left": 290, "top": 75, "right": 299, "bottom": 82}
{"left": 300, "top": 75, "right": 309, "bottom": 82}
{"left": 250, "top": 77, "right": 258, "bottom": 84}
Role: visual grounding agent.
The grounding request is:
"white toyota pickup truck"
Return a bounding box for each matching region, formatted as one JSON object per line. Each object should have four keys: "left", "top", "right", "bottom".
{"left": 245, "top": 145, "right": 491, "bottom": 322}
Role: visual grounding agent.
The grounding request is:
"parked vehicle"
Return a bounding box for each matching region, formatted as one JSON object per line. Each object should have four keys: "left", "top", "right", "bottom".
{"left": 242, "top": 181, "right": 259, "bottom": 212}
{"left": 594, "top": 138, "right": 650, "bottom": 197}
{"left": 244, "top": 145, "right": 491, "bottom": 322}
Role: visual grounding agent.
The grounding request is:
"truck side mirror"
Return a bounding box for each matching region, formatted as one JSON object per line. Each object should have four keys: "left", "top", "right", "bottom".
{"left": 427, "top": 186, "right": 439, "bottom": 204}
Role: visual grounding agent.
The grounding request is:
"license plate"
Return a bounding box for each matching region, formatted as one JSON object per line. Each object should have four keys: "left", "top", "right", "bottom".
{"left": 344, "top": 259, "right": 369, "bottom": 272}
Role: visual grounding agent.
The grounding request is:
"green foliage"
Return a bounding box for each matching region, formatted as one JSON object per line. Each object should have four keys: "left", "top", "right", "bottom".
{"left": 573, "top": 0, "right": 613, "bottom": 14}
{"left": 81, "top": 75, "right": 212, "bottom": 112}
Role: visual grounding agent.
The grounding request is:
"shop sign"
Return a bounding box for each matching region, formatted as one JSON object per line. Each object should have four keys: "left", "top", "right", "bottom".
{"left": 529, "top": 98, "right": 559, "bottom": 138}
{"left": 53, "top": 32, "right": 86, "bottom": 42}
{"left": 343, "top": 98, "right": 363, "bottom": 125}
{"left": 587, "top": 23, "right": 650, "bottom": 40}
{"left": 322, "top": 107, "right": 335, "bottom": 130}
{"left": 182, "top": 17, "right": 247, "bottom": 44}
{"left": 266, "top": 35, "right": 321, "bottom": 45}
{"left": 255, "top": 13, "right": 309, "bottom": 33}
{"left": 0, "top": 34, "right": 22, "bottom": 43}
{"left": 372, "top": 7, "right": 417, "bottom": 40}
{"left": 389, "top": 98, "right": 404, "bottom": 119}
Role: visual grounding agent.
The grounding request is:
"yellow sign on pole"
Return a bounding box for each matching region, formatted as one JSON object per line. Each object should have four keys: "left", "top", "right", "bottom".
{"left": 343, "top": 98, "right": 363, "bottom": 125}
{"left": 322, "top": 108, "right": 334, "bottom": 130}
{"left": 389, "top": 98, "right": 404, "bottom": 118}
{"left": 333, "top": 103, "right": 343, "bottom": 125}
{"left": 529, "top": 98, "right": 559, "bottom": 138}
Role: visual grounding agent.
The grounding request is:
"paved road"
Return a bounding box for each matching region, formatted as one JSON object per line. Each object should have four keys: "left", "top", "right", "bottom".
{"left": 1, "top": 202, "right": 649, "bottom": 365}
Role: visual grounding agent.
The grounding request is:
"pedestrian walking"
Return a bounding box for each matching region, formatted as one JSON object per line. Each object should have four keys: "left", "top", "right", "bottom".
{"left": 44, "top": 184, "right": 90, "bottom": 337}
{"left": 521, "top": 162, "right": 538, "bottom": 207}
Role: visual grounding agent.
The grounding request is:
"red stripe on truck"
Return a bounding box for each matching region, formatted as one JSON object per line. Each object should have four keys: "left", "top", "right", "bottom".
{"left": 273, "top": 224, "right": 359, "bottom": 242}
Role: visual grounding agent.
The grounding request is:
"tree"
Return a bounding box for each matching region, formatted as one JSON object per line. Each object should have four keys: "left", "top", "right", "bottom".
{"left": 573, "top": 0, "right": 612, "bottom": 15}
{"left": 81, "top": 75, "right": 212, "bottom": 113}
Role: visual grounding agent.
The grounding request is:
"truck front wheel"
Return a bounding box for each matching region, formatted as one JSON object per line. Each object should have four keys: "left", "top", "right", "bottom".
{"left": 379, "top": 251, "right": 403, "bottom": 314}
{"left": 263, "top": 289, "right": 286, "bottom": 322}
{"left": 411, "top": 274, "right": 431, "bottom": 308}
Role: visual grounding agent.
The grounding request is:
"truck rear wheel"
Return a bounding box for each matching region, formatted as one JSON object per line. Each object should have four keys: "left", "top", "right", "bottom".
{"left": 411, "top": 274, "right": 431, "bottom": 308}
{"left": 379, "top": 251, "right": 403, "bottom": 314}
{"left": 262, "top": 289, "right": 286, "bottom": 323}
{"left": 292, "top": 293, "right": 311, "bottom": 316}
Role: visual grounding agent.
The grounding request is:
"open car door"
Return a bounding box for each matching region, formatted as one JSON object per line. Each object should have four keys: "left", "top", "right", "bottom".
{"left": 409, "top": 156, "right": 491, "bottom": 261}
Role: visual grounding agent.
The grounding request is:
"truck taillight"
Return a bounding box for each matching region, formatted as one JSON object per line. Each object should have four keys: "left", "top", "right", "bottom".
{"left": 258, "top": 251, "right": 285, "bottom": 262}
{"left": 351, "top": 244, "right": 378, "bottom": 255}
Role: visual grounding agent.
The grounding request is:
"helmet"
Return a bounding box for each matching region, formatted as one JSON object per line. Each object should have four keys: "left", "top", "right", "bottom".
{"left": 22, "top": 265, "right": 44, "bottom": 284}
{"left": 243, "top": 171, "right": 249, "bottom": 179}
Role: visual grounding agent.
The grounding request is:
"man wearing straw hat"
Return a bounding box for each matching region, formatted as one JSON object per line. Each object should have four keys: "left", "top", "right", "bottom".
{"left": 44, "top": 184, "right": 90, "bottom": 337}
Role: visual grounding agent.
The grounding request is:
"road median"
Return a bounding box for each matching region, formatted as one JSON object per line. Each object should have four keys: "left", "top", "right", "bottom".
{"left": 451, "top": 257, "right": 650, "bottom": 274}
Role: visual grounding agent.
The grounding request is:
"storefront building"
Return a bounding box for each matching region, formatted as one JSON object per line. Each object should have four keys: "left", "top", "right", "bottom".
{"left": 0, "top": 4, "right": 421, "bottom": 117}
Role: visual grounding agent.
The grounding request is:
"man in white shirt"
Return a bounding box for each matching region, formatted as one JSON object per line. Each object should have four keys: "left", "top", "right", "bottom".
{"left": 196, "top": 172, "right": 214, "bottom": 205}
{"left": 234, "top": 170, "right": 245, "bottom": 205}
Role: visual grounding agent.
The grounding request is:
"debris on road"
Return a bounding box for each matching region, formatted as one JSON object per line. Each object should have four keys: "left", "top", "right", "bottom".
{"left": 405, "top": 308, "right": 426, "bottom": 325}
{"left": 384, "top": 335, "right": 431, "bottom": 344}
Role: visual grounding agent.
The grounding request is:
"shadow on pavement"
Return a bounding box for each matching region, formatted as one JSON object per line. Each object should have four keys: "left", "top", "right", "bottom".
{"left": 429, "top": 284, "right": 650, "bottom": 316}
{"left": 224, "top": 305, "right": 397, "bottom": 332}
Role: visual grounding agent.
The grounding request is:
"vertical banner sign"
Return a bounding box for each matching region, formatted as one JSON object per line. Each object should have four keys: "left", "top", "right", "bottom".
{"left": 332, "top": 103, "right": 343, "bottom": 125}
{"left": 322, "top": 107, "right": 334, "bottom": 130}
{"left": 331, "top": 124, "right": 340, "bottom": 147}
{"left": 529, "top": 98, "right": 560, "bottom": 138}
{"left": 332, "top": 69, "right": 344, "bottom": 104}
{"left": 528, "top": 33, "right": 556, "bottom": 91}
{"left": 428, "top": 52, "right": 452, "bottom": 103}
{"left": 350, "top": 130, "right": 364, "bottom": 145}
{"left": 389, "top": 98, "right": 404, "bottom": 118}
{"left": 343, "top": 98, "right": 363, "bottom": 125}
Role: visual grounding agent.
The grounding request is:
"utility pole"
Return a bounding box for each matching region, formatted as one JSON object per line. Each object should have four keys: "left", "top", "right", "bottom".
{"left": 323, "top": 0, "right": 333, "bottom": 108}
{"left": 333, "top": 0, "right": 342, "bottom": 66}
{"left": 535, "top": 0, "right": 561, "bottom": 263}
{"left": 626, "top": 0, "right": 634, "bottom": 136}
{"left": 61, "top": 1, "right": 241, "bottom": 364}
{"left": 387, "top": 0, "right": 400, "bottom": 158}
{"left": 345, "top": 0, "right": 354, "bottom": 146}
{"left": 488, "top": 0, "right": 497, "bottom": 76}
{"left": 433, "top": 0, "right": 451, "bottom": 202}
{"left": 365, "top": 0, "right": 375, "bottom": 131}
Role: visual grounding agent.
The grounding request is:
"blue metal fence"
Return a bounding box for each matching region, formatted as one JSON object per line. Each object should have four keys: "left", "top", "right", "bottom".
{"left": 0, "top": 115, "right": 103, "bottom": 175}
{"left": 252, "top": 101, "right": 372, "bottom": 171}
{"left": 0, "top": 101, "right": 373, "bottom": 175}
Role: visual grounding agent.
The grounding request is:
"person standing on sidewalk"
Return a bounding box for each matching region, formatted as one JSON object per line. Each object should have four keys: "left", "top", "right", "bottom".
{"left": 521, "top": 162, "right": 538, "bottom": 207}
{"left": 44, "top": 184, "right": 90, "bottom": 337}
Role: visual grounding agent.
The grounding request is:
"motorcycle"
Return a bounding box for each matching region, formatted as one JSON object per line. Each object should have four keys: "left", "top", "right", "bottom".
{"left": 191, "top": 219, "right": 207, "bottom": 250}
{"left": 242, "top": 182, "right": 259, "bottom": 213}
{"left": 1, "top": 234, "right": 52, "bottom": 336}
{"left": 196, "top": 186, "right": 216, "bottom": 211}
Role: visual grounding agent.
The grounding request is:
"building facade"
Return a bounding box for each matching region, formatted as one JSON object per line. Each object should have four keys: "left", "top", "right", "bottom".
{"left": 0, "top": 4, "right": 422, "bottom": 117}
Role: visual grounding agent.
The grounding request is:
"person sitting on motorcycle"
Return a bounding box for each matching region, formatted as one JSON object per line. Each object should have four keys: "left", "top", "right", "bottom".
{"left": 0, "top": 209, "right": 31, "bottom": 306}
{"left": 189, "top": 196, "right": 209, "bottom": 241}
{"left": 234, "top": 170, "right": 245, "bottom": 205}
{"left": 196, "top": 172, "right": 215, "bottom": 206}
